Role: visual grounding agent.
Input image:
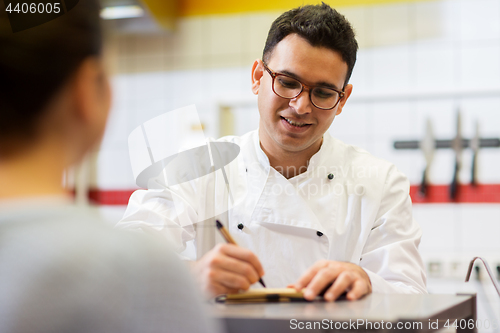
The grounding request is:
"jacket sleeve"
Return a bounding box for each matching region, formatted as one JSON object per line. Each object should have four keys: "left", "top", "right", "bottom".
{"left": 117, "top": 144, "right": 243, "bottom": 259}
{"left": 116, "top": 181, "right": 201, "bottom": 256}
{"left": 360, "top": 166, "right": 428, "bottom": 294}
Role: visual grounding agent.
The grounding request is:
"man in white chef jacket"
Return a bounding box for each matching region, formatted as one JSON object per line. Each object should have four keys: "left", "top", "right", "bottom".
{"left": 119, "top": 3, "right": 427, "bottom": 301}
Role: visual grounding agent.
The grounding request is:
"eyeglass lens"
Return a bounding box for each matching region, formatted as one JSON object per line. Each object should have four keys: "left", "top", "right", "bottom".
{"left": 274, "top": 75, "right": 340, "bottom": 109}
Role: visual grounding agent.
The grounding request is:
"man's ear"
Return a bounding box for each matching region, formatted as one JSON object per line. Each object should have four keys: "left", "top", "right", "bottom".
{"left": 251, "top": 59, "right": 264, "bottom": 95}
{"left": 335, "top": 84, "right": 353, "bottom": 116}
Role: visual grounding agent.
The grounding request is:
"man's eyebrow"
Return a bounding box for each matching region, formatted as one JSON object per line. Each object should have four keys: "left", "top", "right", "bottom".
{"left": 280, "top": 69, "right": 342, "bottom": 91}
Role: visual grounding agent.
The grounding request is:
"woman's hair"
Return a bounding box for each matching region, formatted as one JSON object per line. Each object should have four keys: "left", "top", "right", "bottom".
{"left": 0, "top": 1, "right": 102, "bottom": 156}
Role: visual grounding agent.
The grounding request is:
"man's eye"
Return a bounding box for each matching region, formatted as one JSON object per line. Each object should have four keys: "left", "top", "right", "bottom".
{"left": 314, "top": 88, "right": 336, "bottom": 99}
{"left": 278, "top": 77, "right": 300, "bottom": 89}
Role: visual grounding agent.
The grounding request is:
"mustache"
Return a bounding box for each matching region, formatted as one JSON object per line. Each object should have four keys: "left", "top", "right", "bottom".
{"left": 279, "top": 106, "right": 312, "bottom": 119}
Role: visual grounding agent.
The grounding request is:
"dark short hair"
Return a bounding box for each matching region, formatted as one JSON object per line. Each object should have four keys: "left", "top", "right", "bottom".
{"left": 262, "top": 3, "right": 358, "bottom": 87}
{"left": 0, "top": 1, "right": 102, "bottom": 156}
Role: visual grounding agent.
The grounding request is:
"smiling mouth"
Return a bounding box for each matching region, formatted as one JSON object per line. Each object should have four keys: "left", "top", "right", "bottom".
{"left": 281, "top": 116, "right": 310, "bottom": 127}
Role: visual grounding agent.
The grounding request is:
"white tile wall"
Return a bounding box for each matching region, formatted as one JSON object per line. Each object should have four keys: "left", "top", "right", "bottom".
{"left": 369, "top": 3, "right": 411, "bottom": 47}
{"left": 207, "top": 15, "right": 244, "bottom": 57}
{"left": 479, "top": 150, "right": 500, "bottom": 183}
{"left": 460, "top": 98, "right": 500, "bottom": 137}
{"left": 414, "top": 43, "right": 455, "bottom": 90}
{"left": 458, "top": 0, "right": 500, "bottom": 42}
{"left": 93, "top": 148, "right": 136, "bottom": 189}
{"left": 371, "top": 45, "right": 413, "bottom": 92}
{"left": 459, "top": 205, "right": 500, "bottom": 253}
{"left": 245, "top": 13, "right": 278, "bottom": 58}
{"left": 459, "top": 44, "right": 500, "bottom": 89}
{"left": 330, "top": 102, "right": 368, "bottom": 137}
{"left": 412, "top": 1, "right": 447, "bottom": 42}
{"left": 232, "top": 105, "right": 260, "bottom": 138}
{"left": 349, "top": 49, "right": 371, "bottom": 93}
{"left": 173, "top": 17, "right": 205, "bottom": 58}
{"left": 414, "top": 204, "right": 460, "bottom": 253}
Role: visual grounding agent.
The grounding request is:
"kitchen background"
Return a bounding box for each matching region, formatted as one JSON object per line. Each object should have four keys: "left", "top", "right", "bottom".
{"left": 75, "top": 0, "right": 500, "bottom": 329}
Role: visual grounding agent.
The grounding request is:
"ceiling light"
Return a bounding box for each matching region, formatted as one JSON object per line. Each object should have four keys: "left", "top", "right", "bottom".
{"left": 100, "top": 5, "right": 144, "bottom": 20}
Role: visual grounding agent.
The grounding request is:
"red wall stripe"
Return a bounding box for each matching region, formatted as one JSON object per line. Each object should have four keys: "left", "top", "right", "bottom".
{"left": 88, "top": 189, "right": 138, "bottom": 206}
{"left": 409, "top": 184, "right": 500, "bottom": 204}
{"left": 87, "top": 184, "right": 500, "bottom": 205}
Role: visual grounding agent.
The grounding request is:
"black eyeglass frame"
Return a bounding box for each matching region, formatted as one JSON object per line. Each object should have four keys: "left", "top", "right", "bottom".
{"left": 262, "top": 62, "right": 345, "bottom": 110}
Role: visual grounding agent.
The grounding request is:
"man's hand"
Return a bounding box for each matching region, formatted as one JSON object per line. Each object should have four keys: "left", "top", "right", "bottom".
{"left": 288, "top": 260, "right": 371, "bottom": 302}
{"left": 192, "top": 243, "right": 265, "bottom": 297}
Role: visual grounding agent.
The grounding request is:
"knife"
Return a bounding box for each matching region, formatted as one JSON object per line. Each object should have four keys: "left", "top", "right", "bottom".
{"left": 419, "top": 119, "right": 435, "bottom": 196}
{"left": 470, "top": 121, "right": 480, "bottom": 187}
{"left": 450, "top": 111, "right": 462, "bottom": 200}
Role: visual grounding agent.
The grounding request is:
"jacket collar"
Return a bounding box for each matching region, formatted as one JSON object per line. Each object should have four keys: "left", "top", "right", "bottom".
{"left": 250, "top": 129, "right": 342, "bottom": 180}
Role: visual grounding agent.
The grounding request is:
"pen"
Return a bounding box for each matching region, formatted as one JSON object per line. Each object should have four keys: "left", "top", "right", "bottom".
{"left": 215, "top": 220, "right": 266, "bottom": 288}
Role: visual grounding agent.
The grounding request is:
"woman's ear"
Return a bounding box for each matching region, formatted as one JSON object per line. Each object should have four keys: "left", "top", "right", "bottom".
{"left": 251, "top": 59, "right": 264, "bottom": 95}
{"left": 73, "top": 57, "right": 99, "bottom": 123}
{"left": 71, "top": 57, "right": 111, "bottom": 152}
{"left": 73, "top": 57, "right": 110, "bottom": 125}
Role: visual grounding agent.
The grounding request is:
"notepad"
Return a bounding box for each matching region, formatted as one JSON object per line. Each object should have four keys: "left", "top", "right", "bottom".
{"left": 215, "top": 288, "right": 307, "bottom": 304}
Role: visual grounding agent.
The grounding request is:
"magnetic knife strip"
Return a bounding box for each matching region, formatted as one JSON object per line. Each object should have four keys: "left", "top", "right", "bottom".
{"left": 394, "top": 138, "right": 500, "bottom": 150}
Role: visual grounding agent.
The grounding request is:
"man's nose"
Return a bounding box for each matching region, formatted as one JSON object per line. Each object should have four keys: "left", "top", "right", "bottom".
{"left": 290, "top": 89, "right": 313, "bottom": 114}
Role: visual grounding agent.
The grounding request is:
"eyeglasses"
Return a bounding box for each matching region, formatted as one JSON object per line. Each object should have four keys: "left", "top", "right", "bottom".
{"left": 262, "top": 63, "right": 345, "bottom": 110}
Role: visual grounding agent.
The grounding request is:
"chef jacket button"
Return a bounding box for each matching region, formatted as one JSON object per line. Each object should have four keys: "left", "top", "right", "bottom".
{"left": 327, "top": 173, "right": 334, "bottom": 180}
{"left": 316, "top": 231, "right": 323, "bottom": 237}
{"left": 237, "top": 223, "right": 244, "bottom": 230}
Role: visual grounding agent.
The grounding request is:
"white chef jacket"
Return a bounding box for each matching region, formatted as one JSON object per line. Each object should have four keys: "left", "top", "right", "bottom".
{"left": 119, "top": 130, "right": 427, "bottom": 294}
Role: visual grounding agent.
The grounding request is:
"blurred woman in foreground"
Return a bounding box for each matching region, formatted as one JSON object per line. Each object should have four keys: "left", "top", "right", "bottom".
{"left": 0, "top": 2, "right": 219, "bottom": 332}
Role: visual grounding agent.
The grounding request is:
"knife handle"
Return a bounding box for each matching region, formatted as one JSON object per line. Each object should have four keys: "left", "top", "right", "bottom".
{"left": 471, "top": 153, "right": 478, "bottom": 187}
{"left": 450, "top": 162, "right": 459, "bottom": 200}
{"left": 419, "top": 168, "right": 428, "bottom": 197}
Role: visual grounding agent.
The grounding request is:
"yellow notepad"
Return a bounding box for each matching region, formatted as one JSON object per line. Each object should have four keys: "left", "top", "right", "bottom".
{"left": 215, "top": 288, "right": 307, "bottom": 304}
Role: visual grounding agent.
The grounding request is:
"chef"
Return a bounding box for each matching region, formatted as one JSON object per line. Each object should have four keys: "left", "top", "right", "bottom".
{"left": 119, "top": 3, "right": 427, "bottom": 301}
